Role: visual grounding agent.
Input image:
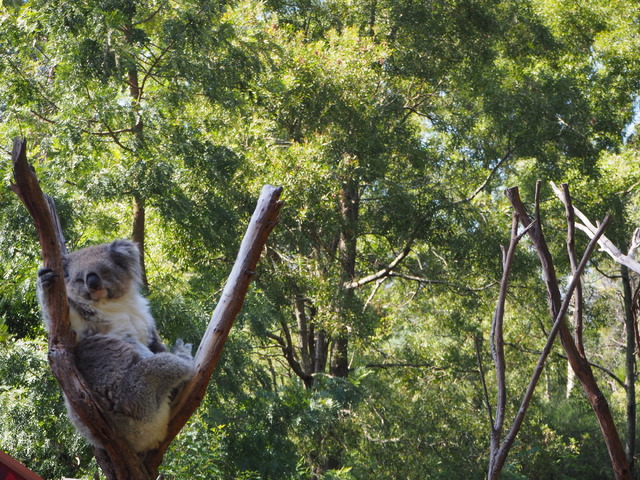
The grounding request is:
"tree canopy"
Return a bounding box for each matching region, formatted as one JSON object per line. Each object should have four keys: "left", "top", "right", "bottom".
{"left": 1, "top": 0, "right": 640, "bottom": 478}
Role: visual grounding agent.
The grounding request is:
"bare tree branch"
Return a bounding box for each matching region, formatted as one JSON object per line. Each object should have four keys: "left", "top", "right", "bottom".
{"left": 10, "top": 138, "right": 150, "bottom": 479}
{"left": 387, "top": 272, "right": 498, "bottom": 293}
{"left": 550, "top": 181, "right": 640, "bottom": 274}
{"left": 489, "top": 213, "right": 519, "bottom": 466}
{"left": 502, "top": 183, "right": 629, "bottom": 480}
{"left": 148, "top": 185, "right": 284, "bottom": 471}
{"left": 488, "top": 212, "right": 537, "bottom": 474}
{"left": 488, "top": 184, "right": 613, "bottom": 479}
{"left": 554, "top": 353, "right": 626, "bottom": 388}
{"left": 557, "top": 183, "right": 585, "bottom": 355}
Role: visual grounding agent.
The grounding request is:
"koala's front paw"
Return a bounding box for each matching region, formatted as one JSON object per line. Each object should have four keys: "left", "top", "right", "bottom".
{"left": 172, "top": 339, "right": 193, "bottom": 360}
{"left": 37, "top": 268, "right": 58, "bottom": 290}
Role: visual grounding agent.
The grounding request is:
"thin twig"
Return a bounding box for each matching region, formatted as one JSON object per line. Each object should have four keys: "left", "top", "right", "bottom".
{"left": 344, "top": 239, "right": 414, "bottom": 289}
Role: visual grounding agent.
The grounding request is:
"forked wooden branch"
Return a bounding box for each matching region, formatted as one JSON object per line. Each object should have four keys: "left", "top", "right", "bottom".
{"left": 10, "top": 138, "right": 150, "bottom": 479}
{"left": 488, "top": 190, "right": 611, "bottom": 479}
{"left": 11, "top": 138, "right": 283, "bottom": 479}
{"left": 502, "top": 183, "right": 630, "bottom": 480}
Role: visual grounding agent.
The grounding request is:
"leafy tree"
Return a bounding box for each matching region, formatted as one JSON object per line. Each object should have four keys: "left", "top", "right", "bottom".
{"left": 1, "top": 0, "right": 640, "bottom": 477}
{"left": 0, "top": 338, "right": 95, "bottom": 479}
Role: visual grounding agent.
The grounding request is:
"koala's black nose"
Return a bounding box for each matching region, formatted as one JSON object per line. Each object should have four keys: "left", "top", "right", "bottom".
{"left": 86, "top": 273, "right": 103, "bottom": 291}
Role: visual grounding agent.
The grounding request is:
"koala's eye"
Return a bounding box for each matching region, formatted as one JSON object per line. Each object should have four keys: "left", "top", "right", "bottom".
{"left": 75, "top": 277, "right": 84, "bottom": 284}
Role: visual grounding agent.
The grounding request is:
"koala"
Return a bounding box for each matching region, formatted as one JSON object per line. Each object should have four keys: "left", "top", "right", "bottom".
{"left": 66, "top": 333, "right": 194, "bottom": 452}
{"left": 37, "top": 239, "right": 165, "bottom": 352}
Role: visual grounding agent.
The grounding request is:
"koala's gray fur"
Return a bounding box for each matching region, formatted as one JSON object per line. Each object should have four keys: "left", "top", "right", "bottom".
{"left": 66, "top": 333, "right": 194, "bottom": 452}
{"left": 37, "top": 239, "right": 165, "bottom": 352}
{"left": 37, "top": 239, "right": 192, "bottom": 451}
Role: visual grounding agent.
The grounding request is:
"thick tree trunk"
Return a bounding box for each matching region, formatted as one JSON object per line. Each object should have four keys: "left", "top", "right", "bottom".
{"left": 330, "top": 175, "right": 360, "bottom": 379}
{"left": 12, "top": 139, "right": 152, "bottom": 479}
{"left": 329, "top": 334, "right": 349, "bottom": 378}
{"left": 314, "top": 329, "right": 328, "bottom": 374}
{"left": 316, "top": 172, "right": 360, "bottom": 474}
{"left": 123, "top": 18, "right": 147, "bottom": 291}
{"left": 294, "top": 294, "right": 313, "bottom": 375}
{"left": 131, "top": 195, "right": 147, "bottom": 288}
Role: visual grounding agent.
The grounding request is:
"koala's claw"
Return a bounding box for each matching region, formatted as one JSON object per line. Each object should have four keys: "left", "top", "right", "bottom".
{"left": 173, "top": 339, "right": 193, "bottom": 359}
{"left": 37, "top": 268, "right": 58, "bottom": 289}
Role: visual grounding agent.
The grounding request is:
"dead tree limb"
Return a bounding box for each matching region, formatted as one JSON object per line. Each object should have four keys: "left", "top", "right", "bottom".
{"left": 551, "top": 181, "right": 640, "bottom": 474}
{"left": 504, "top": 183, "right": 630, "bottom": 480}
{"left": 146, "top": 184, "right": 283, "bottom": 472}
{"left": 558, "top": 183, "right": 585, "bottom": 356}
{"left": 488, "top": 212, "right": 530, "bottom": 473}
{"left": 550, "top": 181, "right": 640, "bottom": 274}
{"left": 488, "top": 189, "right": 610, "bottom": 479}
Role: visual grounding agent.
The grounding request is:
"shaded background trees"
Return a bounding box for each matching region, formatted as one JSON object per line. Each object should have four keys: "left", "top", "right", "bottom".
{"left": 1, "top": 0, "right": 640, "bottom": 478}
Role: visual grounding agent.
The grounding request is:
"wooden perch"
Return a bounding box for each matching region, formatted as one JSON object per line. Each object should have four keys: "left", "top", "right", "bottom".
{"left": 11, "top": 137, "right": 284, "bottom": 479}
{"left": 10, "top": 138, "right": 69, "bottom": 341}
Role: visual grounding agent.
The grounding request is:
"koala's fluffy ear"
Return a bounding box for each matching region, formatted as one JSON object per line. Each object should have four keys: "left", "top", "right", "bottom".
{"left": 109, "top": 240, "right": 140, "bottom": 260}
{"left": 109, "top": 240, "right": 142, "bottom": 277}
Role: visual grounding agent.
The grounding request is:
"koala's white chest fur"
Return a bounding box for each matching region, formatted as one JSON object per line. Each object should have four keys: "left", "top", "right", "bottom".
{"left": 69, "top": 291, "right": 155, "bottom": 346}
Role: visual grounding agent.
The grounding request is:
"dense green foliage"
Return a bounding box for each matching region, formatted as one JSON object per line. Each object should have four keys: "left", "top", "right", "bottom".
{"left": 1, "top": 0, "right": 640, "bottom": 478}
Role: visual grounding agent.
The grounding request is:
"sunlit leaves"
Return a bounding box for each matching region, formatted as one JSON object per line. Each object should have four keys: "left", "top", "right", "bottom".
{"left": 2, "top": 0, "right": 640, "bottom": 477}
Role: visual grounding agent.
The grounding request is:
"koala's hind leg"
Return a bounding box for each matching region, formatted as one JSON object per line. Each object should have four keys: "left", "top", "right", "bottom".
{"left": 123, "top": 344, "right": 194, "bottom": 409}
